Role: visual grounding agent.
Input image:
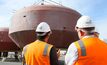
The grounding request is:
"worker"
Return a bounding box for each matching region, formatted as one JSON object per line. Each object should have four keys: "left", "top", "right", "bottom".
{"left": 0, "top": 52, "right": 1, "bottom": 58}
{"left": 65, "top": 16, "right": 107, "bottom": 65}
{"left": 22, "top": 22, "right": 59, "bottom": 65}
{"left": 14, "top": 52, "right": 19, "bottom": 61}
{"left": 1, "top": 52, "right": 8, "bottom": 62}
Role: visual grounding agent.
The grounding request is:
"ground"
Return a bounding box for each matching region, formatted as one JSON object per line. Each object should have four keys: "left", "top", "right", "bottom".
{"left": 0, "top": 62, "right": 21, "bottom": 65}
{"left": 0, "top": 50, "right": 66, "bottom": 65}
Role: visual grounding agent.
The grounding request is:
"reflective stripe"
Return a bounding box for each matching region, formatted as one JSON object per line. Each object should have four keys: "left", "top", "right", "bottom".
{"left": 78, "top": 40, "right": 86, "bottom": 56}
{"left": 43, "top": 44, "right": 49, "bottom": 56}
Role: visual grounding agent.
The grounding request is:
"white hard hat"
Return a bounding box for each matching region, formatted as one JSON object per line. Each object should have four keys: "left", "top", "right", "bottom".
{"left": 76, "top": 16, "right": 95, "bottom": 28}
{"left": 36, "top": 22, "right": 51, "bottom": 32}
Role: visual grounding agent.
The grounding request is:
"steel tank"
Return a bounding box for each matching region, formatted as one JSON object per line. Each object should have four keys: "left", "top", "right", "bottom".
{"left": 9, "top": 5, "right": 81, "bottom": 49}
{"left": 0, "top": 28, "right": 20, "bottom": 51}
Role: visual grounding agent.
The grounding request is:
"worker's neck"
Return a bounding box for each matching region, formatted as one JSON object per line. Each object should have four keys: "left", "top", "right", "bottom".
{"left": 37, "top": 38, "right": 48, "bottom": 43}
{"left": 81, "top": 35, "right": 95, "bottom": 39}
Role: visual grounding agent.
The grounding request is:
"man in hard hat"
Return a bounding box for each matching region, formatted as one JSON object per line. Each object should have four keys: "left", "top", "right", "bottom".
{"left": 22, "top": 22, "right": 59, "bottom": 65}
{"left": 65, "top": 16, "right": 107, "bottom": 65}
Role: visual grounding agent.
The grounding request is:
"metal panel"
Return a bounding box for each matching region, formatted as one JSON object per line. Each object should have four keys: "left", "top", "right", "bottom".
{"left": 9, "top": 5, "right": 81, "bottom": 49}
{"left": 0, "top": 28, "right": 20, "bottom": 51}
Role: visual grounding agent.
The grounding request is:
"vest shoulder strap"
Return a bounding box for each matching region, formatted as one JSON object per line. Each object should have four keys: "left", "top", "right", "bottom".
{"left": 43, "top": 44, "right": 53, "bottom": 56}
{"left": 43, "top": 44, "right": 49, "bottom": 56}
{"left": 77, "top": 40, "right": 86, "bottom": 56}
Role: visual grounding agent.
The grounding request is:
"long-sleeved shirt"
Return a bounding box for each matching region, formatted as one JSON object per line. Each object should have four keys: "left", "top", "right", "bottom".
{"left": 65, "top": 35, "right": 96, "bottom": 65}
{"left": 50, "top": 46, "right": 59, "bottom": 65}
{"left": 65, "top": 43, "right": 78, "bottom": 65}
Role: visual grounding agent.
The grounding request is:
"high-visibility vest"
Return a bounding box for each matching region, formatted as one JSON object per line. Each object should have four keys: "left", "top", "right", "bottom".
{"left": 25, "top": 40, "right": 53, "bottom": 65}
{"left": 74, "top": 37, "right": 107, "bottom": 65}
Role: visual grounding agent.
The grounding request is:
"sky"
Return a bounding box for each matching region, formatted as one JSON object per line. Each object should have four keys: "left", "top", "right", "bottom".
{"left": 0, "top": 0, "right": 107, "bottom": 39}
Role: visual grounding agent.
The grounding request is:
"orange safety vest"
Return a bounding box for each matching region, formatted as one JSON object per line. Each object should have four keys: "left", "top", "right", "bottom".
{"left": 74, "top": 37, "right": 107, "bottom": 65}
{"left": 24, "top": 40, "right": 53, "bottom": 65}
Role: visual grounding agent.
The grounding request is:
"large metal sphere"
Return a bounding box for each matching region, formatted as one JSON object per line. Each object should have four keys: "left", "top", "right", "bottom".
{"left": 9, "top": 5, "right": 81, "bottom": 49}
{"left": 0, "top": 28, "right": 20, "bottom": 51}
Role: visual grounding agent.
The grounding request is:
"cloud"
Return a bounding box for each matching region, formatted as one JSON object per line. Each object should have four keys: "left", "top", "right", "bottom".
{"left": 0, "top": 0, "right": 37, "bottom": 27}
{"left": 0, "top": 16, "right": 9, "bottom": 27}
{"left": 95, "top": 17, "right": 107, "bottom": 39}
{"left": 60, "top": 0, "right": 93, "bottom": 14}
{"left": 61, "top": 0, "right": 107, "bottom": 39}
{"left": 1, "top": 0, "right": 36, "bottom": 12}
{"left": 0, "top": 0, "right": 107, "bottom": 39}
{"left": 61, "top": 0, "right": 107, "bottom": 23}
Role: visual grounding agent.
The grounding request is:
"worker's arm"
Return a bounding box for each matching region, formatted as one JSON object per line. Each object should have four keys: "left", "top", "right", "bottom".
{"left": 50, "top": 46, "right": 59, "bottom": 65}
{"left": 22, "top": 45, "right": 28, "bottom": 65}
{"left": 57, "top": 49, "right": 60, "bottom": 59}
{"left": 65, "top": 43, "right": 78, "bottom": 65}
{"left": 22, "top": 55, "right": 25, "bottom": 65}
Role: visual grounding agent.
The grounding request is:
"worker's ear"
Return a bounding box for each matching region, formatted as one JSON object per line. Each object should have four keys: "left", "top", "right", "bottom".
{"left": 79, "top": 30, "right": 85, "bottom": 36}
{"left": 48, "top": 31, "right": 52, "bottom": 36}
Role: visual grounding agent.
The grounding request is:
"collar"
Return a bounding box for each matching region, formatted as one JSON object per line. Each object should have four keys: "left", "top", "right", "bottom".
{"left": 82, "top": 35, "right": 95, "bottom": 39}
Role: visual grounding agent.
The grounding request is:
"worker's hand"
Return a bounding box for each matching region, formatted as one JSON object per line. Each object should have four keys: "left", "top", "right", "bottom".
{"left": 57, "top": 49, "right": 60, "bottom": 59}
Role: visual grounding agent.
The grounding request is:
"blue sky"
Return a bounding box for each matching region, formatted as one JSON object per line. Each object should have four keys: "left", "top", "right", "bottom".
{"left": 0, "top": 0, "right": 107, "bottom": 39}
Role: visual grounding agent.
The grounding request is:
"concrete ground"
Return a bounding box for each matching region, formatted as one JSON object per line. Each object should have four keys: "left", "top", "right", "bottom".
{"left": 0, "top": 50, "right": 66, "bottom": 65}
{"left": 0, "top": 57, "right": 65, "bottom": 65}
{"left": 0, "top": 59, "right": 65, "bottom": 65}
{"left": 0, "top": 62, "right": 21, "bottom": 65}
{"left": 0, "top": 58, "right": 21, "bottom": 65}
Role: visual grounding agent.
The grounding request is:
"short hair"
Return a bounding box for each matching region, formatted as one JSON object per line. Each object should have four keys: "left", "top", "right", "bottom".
{"left": 81, "top": 27, "right": 95, "bottom": 35}
{"left": 36, "top": 32, "right": 50, "bottom": 41}
{"left": 82, "top": 27, "right": 95, "bottom": 31}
